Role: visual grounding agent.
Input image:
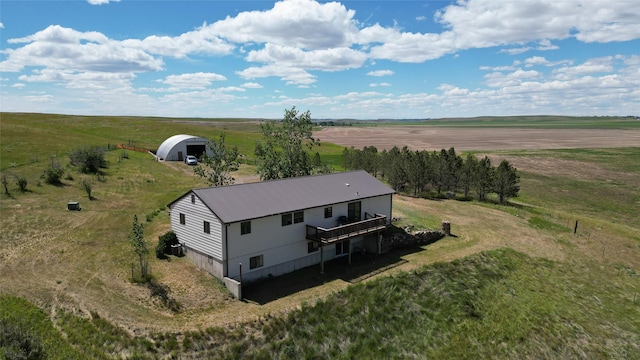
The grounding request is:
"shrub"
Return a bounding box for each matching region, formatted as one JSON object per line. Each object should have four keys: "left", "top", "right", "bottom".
{"left": 157, "top": 231, "right": 179, "bottom": 258}
{"left": 81, "top": 178, "right": 93, "bottom": 199}
{"left": 15, "top": 175, "right": 28, "bottom": 192}
{"left": 42, "top": 158, "right": 64, "bottom": 185}
{"left": 70, "top": 146, "right": 107, "bottom": 174}
{"left": 1, "top": 173, "right": 9, "bottom": 195}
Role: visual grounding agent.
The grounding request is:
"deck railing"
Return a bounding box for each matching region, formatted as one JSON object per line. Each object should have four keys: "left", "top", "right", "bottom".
{"left": 306, "top": 214, "right": 387, "bottom": 244}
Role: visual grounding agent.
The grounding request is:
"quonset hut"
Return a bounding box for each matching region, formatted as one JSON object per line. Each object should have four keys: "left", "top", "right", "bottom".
{"left": 156, "top": 134, "right": 211, "bottom": 162}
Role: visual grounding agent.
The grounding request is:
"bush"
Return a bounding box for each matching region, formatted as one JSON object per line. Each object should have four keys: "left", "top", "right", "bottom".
{"left": 15, "top": 175, "right": 28, "bottom": 192}
{"left": 42, "top": 158, "right": 64, "bottom": 185}
{"left": 70, "top": 146, "right": 107, "bottom": 174}
{"left": 156, "top": 231, "right": 179, "bottom": 259}
{"left": 81, "top": 178, "right": 93, "bottom": 199}
{"left": 1, "top": 173, "right": 9, "bottom": 195}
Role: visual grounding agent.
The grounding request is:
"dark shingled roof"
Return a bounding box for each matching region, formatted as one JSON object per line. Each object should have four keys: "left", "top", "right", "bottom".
{"left": 190, "top": 170, "right": 394, "bottom": 224}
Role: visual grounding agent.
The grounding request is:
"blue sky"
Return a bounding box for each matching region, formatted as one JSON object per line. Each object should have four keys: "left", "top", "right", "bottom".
{"left": 1, "top": 0, "right": 639, "bottom": 119}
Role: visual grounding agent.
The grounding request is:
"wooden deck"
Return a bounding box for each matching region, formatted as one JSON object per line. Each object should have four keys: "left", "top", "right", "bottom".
{"left": 306, "top": 214, "right": 388, "bottom": 244}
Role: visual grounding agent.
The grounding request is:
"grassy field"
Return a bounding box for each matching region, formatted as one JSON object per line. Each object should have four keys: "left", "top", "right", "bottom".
{"left": 1, "top": 113, "right": 639, "bottom": 359}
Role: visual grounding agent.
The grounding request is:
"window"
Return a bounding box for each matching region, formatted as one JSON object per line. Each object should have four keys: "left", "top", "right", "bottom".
{"left": 204, "top": 221, "right": 210, "bottom": 234}
{"left": 281, "top": 213, "right": 293, "bottom": 226}
{"left": 179, "top": 213, "right": 185, "bottom": 225}
{"left": 324, "top": 207, "right": 332, "bottom": 218}
{"left": 250, "top": 255, "right": 263, "bottom": 269}
{"left": 294, "top": 211, "right": 304, "bottom": 224}
{"left": 241, "top": 221, "right": 251, "bottom": 235}
{"left": 191, "top": 194, "right": 195, "bottom": 203}
{"left": 308, "top": 241, "right": 319, "bottom": 253}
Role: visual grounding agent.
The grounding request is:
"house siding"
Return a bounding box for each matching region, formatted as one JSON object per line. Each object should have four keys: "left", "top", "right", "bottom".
{"left": 170, "top": 193, "right": 223, "bottom": 260}
{"left": 225, "top": 195, "right": 388, "bottom": 282}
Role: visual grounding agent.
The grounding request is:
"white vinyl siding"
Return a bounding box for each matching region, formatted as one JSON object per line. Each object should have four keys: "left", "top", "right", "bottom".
{"left": 170, "top": 193, "right": 224, "bottom": 260}
{"left": 225, "top": 194, "right": 391, "bottom": 281}
{"left": 172, "top": 188, "right": 392, "bottom": 282}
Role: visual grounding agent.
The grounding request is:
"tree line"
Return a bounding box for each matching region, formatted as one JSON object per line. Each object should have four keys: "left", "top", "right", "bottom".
{"left": 193, "top": 106, "right": 520, "bottom": 204}
{"left": 342, "top": 146, "right": 520, "bottom": 203}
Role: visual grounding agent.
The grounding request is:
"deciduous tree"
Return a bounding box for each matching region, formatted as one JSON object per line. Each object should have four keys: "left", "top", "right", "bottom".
{"left": 255, "top": 107, "right": 326, "bottom": 180}
{"left": 194, "top": 133, "right": 240, "bottom": 186}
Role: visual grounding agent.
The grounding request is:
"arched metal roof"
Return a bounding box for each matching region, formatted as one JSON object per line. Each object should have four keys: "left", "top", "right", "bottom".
{"left": 156, "top": 134, "right": 207, "bottom": 160}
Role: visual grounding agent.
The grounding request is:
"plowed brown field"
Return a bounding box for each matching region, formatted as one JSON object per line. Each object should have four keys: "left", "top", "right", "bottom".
{"left": 315, "top": 127, "right": 640, "bottom": 151}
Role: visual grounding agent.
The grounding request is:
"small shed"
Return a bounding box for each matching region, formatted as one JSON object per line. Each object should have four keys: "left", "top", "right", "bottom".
{"left": 156, "top": 134, "right": 212, "bottom": 162}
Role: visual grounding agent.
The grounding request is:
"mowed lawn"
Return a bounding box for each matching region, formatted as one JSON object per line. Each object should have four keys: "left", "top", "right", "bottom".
{"left": 1, "top": 113, "right": 639, "bottom": 359}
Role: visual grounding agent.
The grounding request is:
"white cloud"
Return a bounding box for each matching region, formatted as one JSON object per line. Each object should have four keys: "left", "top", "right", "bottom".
{"left": 0, "top": 22, "right": 4, "bottom": 29}
{"left": 485, "top": 69, "right": 541, "bottom": 87}
{"left": 237, "top": 64, "right": 317, "bottom": 86}
{"left": 19, "top": 69, "right": 136, "bottom": 89}
{"left": 369, "top": 82, "right": 391, "bottom": 87}
{"left": 158, "top": 72, "right": 227, "bottom": 90}
{"left": 11, "top": 83, "right": 25, "bottom": 88}
{"left": 367, "top": 70, "right": 394, "bottom": 77}
{"left": 524, "top": 56, "right": 550, "bottom": 67}
{"left": 87, "top": 0, "right": 120, "bottom": 5}
{"left": 500, "top": 47, "right": 532, "bottom": 55}
{"left": 210, "top": 0, "right": 358, "bottom": 50}
{"left": 122, "top": 25, "right": 233, "bottom": 59}
{"left": 553, "top": 57, "right": 614, "bottom": 78}
{"left": 436, "top": 0, "right": 640, "bottom": 48}
{"left": 245, "top": 43, "right": 366, "bottom": 71}
{"left": 416, "top": 16, "right": 427, "bottom": 22}
{"left": 1, "top": 25, "right": 163, "bottom": 73}
{"left": 241, "top": 82, "right": 263, "bottom": 89}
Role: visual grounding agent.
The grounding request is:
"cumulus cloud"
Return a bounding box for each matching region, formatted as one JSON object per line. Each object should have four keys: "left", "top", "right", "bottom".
{"left": 87, "top": 0, "right": 120, "bottom": 5}
{"left": 158, "top": 72, "right": 227, "bottom": 90}
{"left": 237, "top": 64, "right": 317, "bottom": 86}
{"left": 209, "top": 0, "right": 358, "bottom": 50}
{"left": 245, "top": 43, "right": 366, "bottom": 72}
{"left": 367, "top": 70, "right": 394, "bottom": 77}
{"left": 369, "top": 82, "right": 391, "bottom": 87}
{"left": 19, "top": 69, "right": 136, "bottom": 89}
{"left": 436, "top": 0, "right": 640, "bottom": 47}
{"left": 1, "top": 25, "right": 163, "bottom": 73}
{"left": 242, "top": 82, "right": 263, "bottom": 89}
{"left": 122, "top": 25, "right": 233, "bottom": 59}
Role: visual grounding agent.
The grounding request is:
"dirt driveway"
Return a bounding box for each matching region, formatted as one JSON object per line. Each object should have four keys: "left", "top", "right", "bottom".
{"left": 315, "top": 127, "right": 640, "bottom": 151}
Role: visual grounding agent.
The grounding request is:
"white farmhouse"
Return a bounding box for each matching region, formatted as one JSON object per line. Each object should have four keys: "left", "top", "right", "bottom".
{"left": 167, "top": 170, "right": 394, "bottom": 296}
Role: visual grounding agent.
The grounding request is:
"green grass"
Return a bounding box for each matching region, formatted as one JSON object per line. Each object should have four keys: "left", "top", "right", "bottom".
{"left": 1, "top": 113, "right": 639, "bottom": 359}
{"left": 0, "top": 295, "right": 85, "bottom": 359}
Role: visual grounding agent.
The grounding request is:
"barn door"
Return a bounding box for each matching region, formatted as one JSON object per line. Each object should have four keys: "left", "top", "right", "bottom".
{"left": 178, "top": 151, "right": 184, "bottom": 161}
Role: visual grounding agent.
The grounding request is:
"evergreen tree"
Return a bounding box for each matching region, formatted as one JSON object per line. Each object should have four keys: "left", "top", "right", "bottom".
{"left": 475, "top": 156, "right": 494, "bottom": 201}
{"left": 460, "top": 153, "right": 478, "bottom": 198}
{"left": 494, "top": 160, "right": 520, "bottom": 203}
{"left": 129, "top": 215, "right": 149, "bottom": 281}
